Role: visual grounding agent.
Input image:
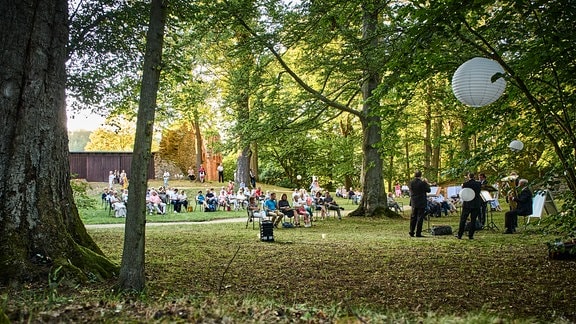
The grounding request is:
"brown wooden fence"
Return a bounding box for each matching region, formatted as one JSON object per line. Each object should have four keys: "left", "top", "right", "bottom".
{"left": 69, "top": 152, "right": 155, "bottom": 182}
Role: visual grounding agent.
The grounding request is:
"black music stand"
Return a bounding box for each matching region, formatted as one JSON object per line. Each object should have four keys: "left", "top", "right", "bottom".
{"left": 481, "top": 191, "right": 499, "bottom": 231}
{"left": 485, "top": 204, "right": 499, "bottom": 231}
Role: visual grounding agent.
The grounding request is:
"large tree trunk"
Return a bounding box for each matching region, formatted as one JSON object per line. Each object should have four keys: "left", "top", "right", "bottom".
{"left": 193, "top": 111, "right": 203, "bottom": 176}
{"left": 348, "top": 1, "right": 390, "bottom": 217}
{"left": 119, "top": 0, "right": 166, "bottom": 292}
{"left": 0, "top": 0, "right": 117, "bottom": 284}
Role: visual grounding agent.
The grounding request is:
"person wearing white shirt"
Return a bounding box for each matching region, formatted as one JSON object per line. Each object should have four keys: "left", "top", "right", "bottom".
{"left": 217, "top": 163, "right": 224, "bottom": 183}
{"left": 109, "top": 192, "right": 126, "bottom": 217}
{"left": 163, "top": 171, "right": 170, "bottom": 187}
{"left": 108, "top": 171, "right": 115, "bottom": 189}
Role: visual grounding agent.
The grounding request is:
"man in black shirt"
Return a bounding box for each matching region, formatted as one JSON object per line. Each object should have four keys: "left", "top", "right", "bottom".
{"left": 409, "top": 170, "right": 431, "bottom": 237}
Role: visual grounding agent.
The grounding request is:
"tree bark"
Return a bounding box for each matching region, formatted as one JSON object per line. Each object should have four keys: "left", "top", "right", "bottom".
{"left": 348, "top": 1, "right": 390, "bottom": 217}
{"left": 119, "top": 0, "right": 166, "bottom": 292}
{"left": 193, "top": 110, "right": 203, "bottom": 177}
{"left": 0, "top": 0, "right": 117, "bottom": 284}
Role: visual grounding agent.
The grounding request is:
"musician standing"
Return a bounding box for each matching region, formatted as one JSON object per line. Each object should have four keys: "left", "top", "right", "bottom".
{"left": 504, "top": 179, "right": 532, "bottom": 234}
{"left": 478, "top": 173, "right": 488, "bottom": 227}
{"left": 408, "top": 170, "right": 431, "bottom": 237}
{"left": 457, "top": 172, "right": 482, "bottom": 240}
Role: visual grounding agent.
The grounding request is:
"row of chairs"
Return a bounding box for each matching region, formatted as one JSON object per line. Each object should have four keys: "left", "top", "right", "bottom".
{"left": 245, "top": 202, "right": 341, "bottom": 229}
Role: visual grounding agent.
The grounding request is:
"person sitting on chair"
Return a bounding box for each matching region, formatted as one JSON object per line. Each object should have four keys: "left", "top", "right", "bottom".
{"left": 294, "top": 194, "right": 311, "bottom": 227}
{"left": 314, "top": 191, "right": 326, "bottom": 219}
{"left": 248, "top": 196, "right": 265, "bottom": 220}
{"left": 387, "top": 192, "right": 402, "bottom": 213}
{"left": 264, "top": 192, "right": 285, "bottom": 228}
{"left": 148, "top": 190, "right": 166, "bottom": 214}
{"left": 504, "top": 178, "right": 533, "bottom": 234}
{"left": 278, "top": 193, "right": 296, "bottom": 225}
{"left": 324, "top": 192, "right": 342, "bottom": 220}
{"left": 195, "top": 190, "right": 206, "bottom": 210}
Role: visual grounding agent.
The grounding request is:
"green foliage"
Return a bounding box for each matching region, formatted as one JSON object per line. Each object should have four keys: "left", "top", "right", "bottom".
{"left": 47, "top": 266, "right": 64, "bottom": 304}
{"left": 540, "top": 194, "right": 576, "bottom": 240}
{"left": 67, "top": 130, "right": 91, "bottom": 152}
{"left": 70, "top": 179, "right": 97, "bottom": 210}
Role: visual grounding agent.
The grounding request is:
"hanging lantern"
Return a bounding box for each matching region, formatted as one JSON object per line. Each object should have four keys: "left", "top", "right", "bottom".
{"left": 459, "top": 188, "right": 475, "bottom": 202}
{"left": 509, "top": 140, "right": 524, "bottom": 152}
{"left": 452, "top": 57, "right": 507, "bottom": 107}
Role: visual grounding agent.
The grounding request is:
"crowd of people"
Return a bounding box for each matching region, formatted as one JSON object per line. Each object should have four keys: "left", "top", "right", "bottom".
{"left": 103, "top": 168, "right": 535, "bottom": 239}
{"left": 407, "top": 169, "right": 533, "bottom": 239}
{"left": 102, "top": 185, "right": 191, "bottom": 217}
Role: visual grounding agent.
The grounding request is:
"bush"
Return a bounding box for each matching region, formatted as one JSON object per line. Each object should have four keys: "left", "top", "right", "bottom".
{"left": 70, "top": 178, "right": 98, "bottom": 209}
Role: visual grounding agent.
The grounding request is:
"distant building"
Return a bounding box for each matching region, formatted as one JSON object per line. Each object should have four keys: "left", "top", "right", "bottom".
{"left": 69, "top": 152, "right": 155, "bottom": 182}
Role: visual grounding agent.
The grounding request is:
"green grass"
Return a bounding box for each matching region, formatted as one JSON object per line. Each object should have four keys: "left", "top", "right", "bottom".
{"left": 2, "top": 181, "right": 574, "bottom": 323}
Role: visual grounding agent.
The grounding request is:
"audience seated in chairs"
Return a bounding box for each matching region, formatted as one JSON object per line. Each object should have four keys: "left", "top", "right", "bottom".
{"left": 347, "top": 187, "right": 356, "bottom": 201}
{"left": 425, "top": 198, "right": 442, "bottom": 218}
{"left": 173, "top": 190, "right": 188, "bottom": 213}
{"left": 218, "top": 187, "right": 231, "bottom": 211}
{"left": 147, "top": 190, "right": 166, "bottom": 214}
{"left": 195, "top": 190, "right": 206, "bottom": 211}
{"left": 324, "top": 192, "right": 343, "bottom": 220}
{"left": 233, "top": 188, "right": 248, "bottom": 210}
{"left": 293, "top": 194, "right": 311, "bottom": 227}
{"left": 264, "top": 192, "right": 285, "bottom": 228}
{"left": 387, "top": 192, "right": 403, "bottom": 213}
{"left": 204, "top": 188, "right": 218, "bottom": 212}
{"left": 352, "top": 190, "right": 362, "bottom": 204}
{"left": 109, "top": 191, "right": 126, "bottom": 218}
{"left": 278, "top": 193, "right": 296, "bottom": 225}
{"left": 314, "top": 191, "right": 327, "bottom": 220}
{"left": 246, "top": 196, "right": 267, "bottom": 229}
{"left": 432, "top": 192, "right": 454, "bottom": 216}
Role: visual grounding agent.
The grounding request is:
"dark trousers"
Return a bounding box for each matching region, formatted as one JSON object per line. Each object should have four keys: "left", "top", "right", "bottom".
{"left": 505, "top": 210, "right": 522, "bottom": 232}
{"left": 479, "top": 202, "right": 487, "bottom": 226}
{"left": 218, "top": 171, "right": 224, "bottom": 183}
{"left": 458, "top": 207, "right": 480, "bottom": 238}
{"left": 410, "top": 207, "right": 426, "bottom": 236}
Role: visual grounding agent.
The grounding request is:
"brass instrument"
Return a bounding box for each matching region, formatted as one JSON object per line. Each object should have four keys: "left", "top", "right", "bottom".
{"left": 500, "top": 175, "right": 518, "bottom": 210}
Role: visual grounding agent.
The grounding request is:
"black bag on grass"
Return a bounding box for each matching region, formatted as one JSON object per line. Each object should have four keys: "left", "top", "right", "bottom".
{"left": 431, "top": 225, "right": 453, "bottom": 236}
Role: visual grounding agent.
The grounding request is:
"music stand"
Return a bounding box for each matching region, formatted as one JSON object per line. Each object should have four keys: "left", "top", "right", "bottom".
{"left": 481, "top": 191, "right": 499, "bottom": 231}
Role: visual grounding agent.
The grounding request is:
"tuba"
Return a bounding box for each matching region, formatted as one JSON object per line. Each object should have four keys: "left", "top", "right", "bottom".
{"left": 500, "top": 175, "right": 518, "bottom": 210}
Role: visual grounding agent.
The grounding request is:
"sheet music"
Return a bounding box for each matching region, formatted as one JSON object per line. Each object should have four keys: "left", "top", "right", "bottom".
{"left": 480, "top": 190, "right": 493, "bottom": 202}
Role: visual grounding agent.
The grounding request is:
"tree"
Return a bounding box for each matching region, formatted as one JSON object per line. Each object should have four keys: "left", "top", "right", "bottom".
{"left": 225, "top": 0, "right": 397, "bottom": 216}
{"left": 0, "top": 0, "right": 117, "bottom": 283}
{"left": 84, "top": 118, "right": 137, "bottom": 151}
{"left": 68, "top": 130, "right": 92, "bottom": 152}
{"left": 118, "top": 0, "right": 167, "bottom": 292}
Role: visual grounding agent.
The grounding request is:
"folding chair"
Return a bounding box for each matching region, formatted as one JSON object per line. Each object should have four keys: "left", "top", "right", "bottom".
{"left": 525, "top": 190, "right": 547, "bottom": 227}
{"left": 193, "top": 197, "right": 205, "bottom": 212}
{"left": 246, "top": 209, "right": 264, "bottom": 229}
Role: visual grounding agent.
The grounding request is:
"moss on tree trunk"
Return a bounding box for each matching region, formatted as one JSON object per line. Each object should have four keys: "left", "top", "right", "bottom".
{"left": 0, "top": 0, "right": 117, "bottom": 286}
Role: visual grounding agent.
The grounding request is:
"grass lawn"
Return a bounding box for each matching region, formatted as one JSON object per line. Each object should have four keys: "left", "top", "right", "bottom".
{"left": 2, "top": 181, "right": 575, "bottom": 323}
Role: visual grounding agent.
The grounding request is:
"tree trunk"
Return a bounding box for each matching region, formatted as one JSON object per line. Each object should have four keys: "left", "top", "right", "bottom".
{"left": 0, "top": 0, "right": 117, "bottom": 284}
{"left": 431, "top": 117, "right": 442, "bottom": 182}
{"left": 348, "top": 1, "right": 390, "bottom": 217}
{"left": 250, "top": 142, "right": 258, "bottom": 183}
{"left": 193, "top": 111, "right": 203, "bottom": 176}
{"left": 424, "top": 101, "right": 432, "bottom": 176}
{"left": 237, "top": 146, "right": 252, "bottom": 187}
{"left": 119, "top": 0, "right": 166, "bottom": 292}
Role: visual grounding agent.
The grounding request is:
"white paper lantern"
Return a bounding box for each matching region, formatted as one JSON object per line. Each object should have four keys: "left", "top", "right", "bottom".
{"left": 452, "top": 57, "right": 507, "bottom": 107}
{"left": 296, "top": 175, "right": 302, "bottom": 180}
{"left": 509, "top": 140, "right": 524, "bottom": 152}
{"left": 459, "top": 188, "right": 475, "bottom": 202}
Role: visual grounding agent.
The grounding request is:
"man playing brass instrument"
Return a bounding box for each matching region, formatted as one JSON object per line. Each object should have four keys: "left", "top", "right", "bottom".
{"left": 504, "top": 178, "right": 532, "bottom": 234}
